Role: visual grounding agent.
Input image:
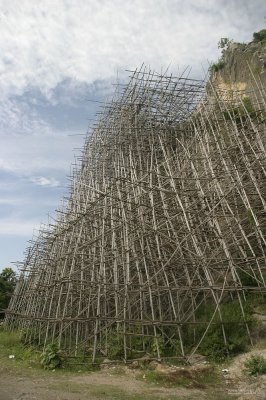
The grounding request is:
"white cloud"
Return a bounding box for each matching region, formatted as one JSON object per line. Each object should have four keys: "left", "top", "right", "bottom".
{"left": 0, "top": 126, "right": 82, "bottom": 176}
{"left": 30, "top": 176, "right": 60, "bottom": 187}
{"left": 0, "top": 217, "right": 40, "bottom": 236}
{"left": 0, "top": 198, "right": 20, "bottom": 205}
{"left": 0, "top": 196, "right": 58, "bottom": 207}
{"left": 0, "top": 0, "right": 264, "bottom": 100}
{"left": 0, "top": 96, "right": 51, "bottom": 134}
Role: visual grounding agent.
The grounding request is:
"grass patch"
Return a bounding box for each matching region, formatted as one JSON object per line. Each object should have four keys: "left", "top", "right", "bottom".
{"left": 89, "top": 385, "right": 237, "bottom": 400}
{"left": 0, "top": 328, "right": 41, "bottom": 371}
{"left": 89, "top": 385, "right": 167, "bottom": 400}
{"left": 49, "top": 381, "right": 182, "bottom": 400}
{"left": 62, "top": 357, "right": 100, "bottom": 373}
{"left": 137, "top": 364, "right": 219, "bottom": 389}
{"left": 0, "top": 328, "right": 239, "bottom": 399}
{"left": 48, "top": 381, "right": 85, "bottom": 394}
{"left": 204, "top": 393, "right": 238, "bottom": 400}
{"left": 136, "top": 365, "right": 238, "bottom": 399}
{"left": 0, "top": 327, "right": 97, "bottom": 374}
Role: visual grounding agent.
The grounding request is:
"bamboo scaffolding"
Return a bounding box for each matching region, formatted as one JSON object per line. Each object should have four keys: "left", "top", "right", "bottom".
{"left": 5, "top": 65, "right": 266, "bottom": 362}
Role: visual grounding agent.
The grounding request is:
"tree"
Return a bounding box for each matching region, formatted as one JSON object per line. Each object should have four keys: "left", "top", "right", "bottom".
{"left": 0, "top": 267, "right": 17, "bottom": 319}
{"left": 218, "top": 37, "right": 233, "bottom": 50}
{"left": 211, "top": 37, "right": 233, "bottom": 72}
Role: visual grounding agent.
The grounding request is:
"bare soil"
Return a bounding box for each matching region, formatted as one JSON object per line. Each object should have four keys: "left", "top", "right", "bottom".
{"left": 0, "top": 364, "right": 205, "bottom": 400}
{"left": 0, "top": 349, "right": 266, "bottom": 400}
{"left": 220, "top": 348, "right": 266, "bottom": 400}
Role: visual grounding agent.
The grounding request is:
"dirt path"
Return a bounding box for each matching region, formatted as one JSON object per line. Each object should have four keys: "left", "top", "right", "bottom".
{"left": 1, "top": 349, "right": 266, "bottom": 400}
{"left": 0, "top": 365, "right": 206, "bottom": 400}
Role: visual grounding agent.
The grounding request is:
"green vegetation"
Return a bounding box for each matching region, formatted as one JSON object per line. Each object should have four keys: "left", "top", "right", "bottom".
{"left": 0, "top": 327, "right": 98, "bottom": 373}
{"left": 107, "top": 329, "right": 125, "bottom": 359}
{"left": 211, "top": 29, "right": 266, "bottom": 71}
{"left": 244, "top": 355, "right": 266, "bottom": 376}
{"left": 0, "top": 327, "right": 240, "bottom": 400}
{"left": 49, "top": 380, "right": 218, "bottom": 400}
{"left": 105, "top": 328, "right": 182, "bottom": 361}
{"left": 49, "top": 382, "right": 170, "bottom": 400}
{"left": 253, "top": 29, "right": 266, "bottom": 44}
{"left": 19, "top": 327, "right": 45, "bottom": 347}
{"left": 2, "top": 297, "right": 261, "bottom": 367}
{"left": 0, "top": 267, "right": 17, "bottom": 318}
{"left": 1, "top": 276, "right": 264, "bottom": 368}
{"left": 137, "top": 365, "right": 218, "bottom": 389}
{"left": 242, "top": 96, "right": 257, "bottom": 115}
{"left": 0, "top": 324, "right": 262, "bottom": 399}
{"left": 40, "top": 343, "right": 62, "bottom": 370}
{"left": 222, "top": 96, "right": 259, "bottom": 124}
{"left": 182, "top": 300, "right": 256, "bottom": 362}
{"left": 218, "top": 37, "right": 233, "bottom": 50}
{"left": 0, "top": 328, "right": 41, "bottom": 371}
{"left": 103, "top": 297, "right": 259, "bottom": 364}
{"left": 211, "top": 58, "right": 225, "bottom": 72}
{"left": 211, "top": 37, "right": 233, "bottom": 72}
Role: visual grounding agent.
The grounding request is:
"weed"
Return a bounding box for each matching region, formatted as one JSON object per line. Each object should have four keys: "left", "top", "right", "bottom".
{"left": 211, "top": 58, "right": 225, "bottom": 72}
{"left": 244, "top": 355, "right": 266, "bottom": 376}
{"left": 40, "top": 343, "right": 62, "bottom": 370}
{"left": 138, "top": 364, "right": 219, "bottom": 389}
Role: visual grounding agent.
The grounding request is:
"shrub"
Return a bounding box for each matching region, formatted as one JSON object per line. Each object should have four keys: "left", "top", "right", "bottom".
{"left": 244, "top": 355, "right": 266, "bottom": 376}
{"left": 253, "top": 29, "right": 266, "bottom": 43}
{"left": 184, "top": 300, "right": 255, "bottom": 362}
{"left": 242, "top": 96, "right": 255, "bottom": 115}
{"left": 107, "top": 330, "right": 124, "bottom": 359}
{"left": 211, "top": 37, "right": 233, "bottom": 72}
{"left": 150, "top": 335, "right": 164, "bottom": 357}
{"left": 223, "top": 96, "right": 258, "bottom": 124}
{"left": 40, "top": 343, "right": 62, "bottom": 370}
{"left": 211, "top": 58, "right": 225, "bottom": 72}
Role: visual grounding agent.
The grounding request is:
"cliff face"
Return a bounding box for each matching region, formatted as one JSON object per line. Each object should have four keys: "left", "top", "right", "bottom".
{"left": 210, "top": 39, "right": 266, "bottom": 101}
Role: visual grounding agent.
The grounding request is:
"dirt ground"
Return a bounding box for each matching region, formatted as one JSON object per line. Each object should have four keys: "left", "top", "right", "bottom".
{"left": 0, "top": 367, "right": 203, "bottom": 400}
{"left": 219, "top": 348, "right": 266, "bottom": 400}
{"left": 0, "top": 349, "right": 266, "bottom": 400}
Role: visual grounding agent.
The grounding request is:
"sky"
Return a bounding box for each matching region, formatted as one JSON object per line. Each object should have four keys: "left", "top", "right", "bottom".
{"left": 0, "top": 0, "right": 265, "bottom": 271}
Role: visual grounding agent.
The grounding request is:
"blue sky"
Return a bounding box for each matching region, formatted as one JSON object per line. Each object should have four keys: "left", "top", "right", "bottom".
{"left": 0, "top": 0, "right": 265, "bottom": 271}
